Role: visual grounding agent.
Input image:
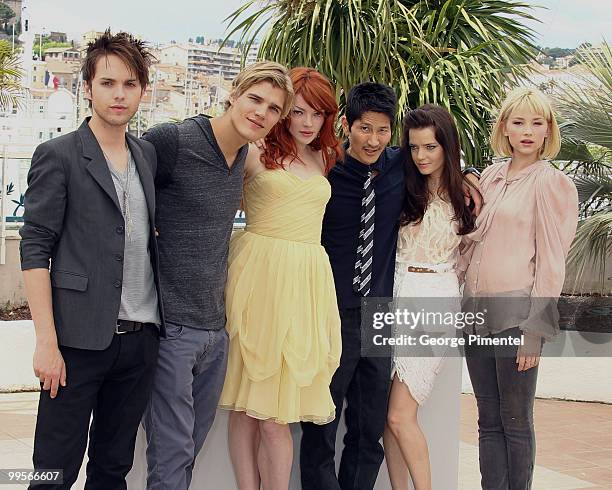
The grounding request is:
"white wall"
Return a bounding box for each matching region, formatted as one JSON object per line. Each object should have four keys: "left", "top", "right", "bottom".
{"left": 4, "top": 321, "right": 611, "bottom": 402}
{"left": 4, "top": 321, "right": 612, "bottom": 490}
{"left": 1, "top": 320, "right": 461, "bottom": 489}
{"left": 159, "top": 45, "right": 189, "bottom": 68}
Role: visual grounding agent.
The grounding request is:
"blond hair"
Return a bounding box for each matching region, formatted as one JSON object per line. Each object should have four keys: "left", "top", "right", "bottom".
{"left": 490, "top": 87, "right": 561, "bottom": 160}
{"left": 225, "top": 61, "right": 294, "bottom": 118}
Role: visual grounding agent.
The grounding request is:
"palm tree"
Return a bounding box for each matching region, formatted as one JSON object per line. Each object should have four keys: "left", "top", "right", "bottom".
{"left": 0, "top": 39, "right": 24, "bottom": 110}
{"left": 225, "top": 0, "right": 539, "bottom": 167}
{"left": 556, "top": 42, "right": 612, "bottom": 293}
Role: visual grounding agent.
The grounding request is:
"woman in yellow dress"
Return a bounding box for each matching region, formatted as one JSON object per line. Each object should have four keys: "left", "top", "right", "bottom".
{"left": 219, "top": 67, "right": 343, "bottom": 490}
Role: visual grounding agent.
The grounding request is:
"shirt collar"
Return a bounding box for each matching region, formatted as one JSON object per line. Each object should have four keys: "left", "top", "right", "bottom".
{"left": 492, "top": 159, "right": 549, "bottom": 183}
{"left": 343, "top": 142, "right": 387, "bottom": 175}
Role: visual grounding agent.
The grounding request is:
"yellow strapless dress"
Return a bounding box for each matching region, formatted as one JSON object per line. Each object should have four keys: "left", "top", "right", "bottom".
{"left": 219, "top": 170, "right": 341, "bottom": 424}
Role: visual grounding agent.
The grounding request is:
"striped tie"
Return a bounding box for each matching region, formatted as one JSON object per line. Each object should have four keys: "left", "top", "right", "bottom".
{"left": 353, "top": 170, "right": 375, "bottom": 296}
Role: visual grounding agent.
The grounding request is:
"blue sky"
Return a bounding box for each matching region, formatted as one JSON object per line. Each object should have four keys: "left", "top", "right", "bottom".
{"left": 26, "top": 0, "right": 610, "bottom": 48}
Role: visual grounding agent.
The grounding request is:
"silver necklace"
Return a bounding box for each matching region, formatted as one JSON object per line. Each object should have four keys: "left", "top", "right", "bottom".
{"left": 103, "top": 144, "right": 134, "bottom": 240}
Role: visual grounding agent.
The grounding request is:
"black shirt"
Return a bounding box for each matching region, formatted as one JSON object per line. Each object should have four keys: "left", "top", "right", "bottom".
{"left": 322, "top": 147, "right": 405, "bottom": 310}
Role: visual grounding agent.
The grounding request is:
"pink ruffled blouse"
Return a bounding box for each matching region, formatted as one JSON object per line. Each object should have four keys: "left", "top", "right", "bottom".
{"left": 458, "top": 160, "right": 579, "bottom": 339}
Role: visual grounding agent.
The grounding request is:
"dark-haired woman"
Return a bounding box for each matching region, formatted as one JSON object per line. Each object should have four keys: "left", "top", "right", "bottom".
{"left": 383, "top": 104, "right": 474, "bottom": 490}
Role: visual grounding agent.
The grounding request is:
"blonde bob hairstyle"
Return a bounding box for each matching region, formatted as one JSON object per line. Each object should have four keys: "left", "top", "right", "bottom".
{"left": 224, "top": 61, "right": 294, "bottom": 118}
{"left": 490, "top": 87, "right": 561, "bottom": 160}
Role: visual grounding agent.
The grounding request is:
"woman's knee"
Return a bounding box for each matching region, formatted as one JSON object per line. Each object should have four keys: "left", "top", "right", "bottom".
{"left": 500, "top": 402, "right": 534, "bottom": 431}
{"left": 386, "top": 409, "right": 417, "bottom": 438}
{"left": 229, "top": 411, "right": 258, "bottom": 432}
{"left": 258, "top": 419, "right": 290, "bottom": 443}
{"left": 474, "top": 394, "right": 505, "bottom": 432}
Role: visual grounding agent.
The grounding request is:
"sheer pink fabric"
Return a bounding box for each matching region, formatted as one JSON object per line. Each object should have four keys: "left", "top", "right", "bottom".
{"left": 458, "top": 160, "right": 579, "bottom": 339}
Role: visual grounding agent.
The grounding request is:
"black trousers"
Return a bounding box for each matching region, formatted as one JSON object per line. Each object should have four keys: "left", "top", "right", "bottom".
{"left": 301, "top": 307, "right": 392, "bottom": 490}
{"left": 29, "top": 326, "right": 159, "bottom": 490}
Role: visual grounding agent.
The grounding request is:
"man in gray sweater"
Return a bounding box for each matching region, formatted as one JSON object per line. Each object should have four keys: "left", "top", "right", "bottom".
{"left": 141, "top": 62, "right": 294, "bottom": 490}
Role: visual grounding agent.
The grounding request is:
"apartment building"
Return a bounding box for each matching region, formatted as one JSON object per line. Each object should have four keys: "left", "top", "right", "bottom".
{"left": 160, "top": 40, "right": 259, "bottom": 81}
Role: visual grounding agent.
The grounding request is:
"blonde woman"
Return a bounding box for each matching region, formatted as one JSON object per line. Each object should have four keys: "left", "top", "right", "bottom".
{"left": 459, "top": 87, "right": 579, "bottom": 489}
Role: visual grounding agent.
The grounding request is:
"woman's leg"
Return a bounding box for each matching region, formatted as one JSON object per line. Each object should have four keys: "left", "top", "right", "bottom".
{"left": 228, "top": 411, "right": 261, "bottom": 490}
{"left": 494, "top": 329, "right": 539, "bottom": 490}
{"left": 257, "top": 419, "right": 293, "bottom": 490}
{"left": 465, "top": 333, "right": 509, "bottom": 490}
{"left": 383, "top": 420, "right": 409, "bottom": 490}
{"left": 384, "top": 375, "right": 431, "bottom": 490}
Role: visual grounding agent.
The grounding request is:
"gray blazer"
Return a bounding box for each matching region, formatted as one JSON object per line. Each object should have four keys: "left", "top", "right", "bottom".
{"left": 20, "top": 119, "right": 166, "bottom": 350}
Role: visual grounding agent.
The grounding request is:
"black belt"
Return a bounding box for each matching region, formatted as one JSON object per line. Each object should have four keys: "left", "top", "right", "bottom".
{"left": 115, "top": 320, "right": 152, "bottom": 335}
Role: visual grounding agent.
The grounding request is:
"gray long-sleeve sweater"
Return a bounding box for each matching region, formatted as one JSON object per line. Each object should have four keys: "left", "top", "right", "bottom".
{"left": 143, "top": 115, "right": 247, "bottom": 330}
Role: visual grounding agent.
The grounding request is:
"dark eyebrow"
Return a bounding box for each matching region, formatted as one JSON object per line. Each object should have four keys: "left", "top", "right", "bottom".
{"left": 100, "top": 77, "right": 137, "bottom": 83}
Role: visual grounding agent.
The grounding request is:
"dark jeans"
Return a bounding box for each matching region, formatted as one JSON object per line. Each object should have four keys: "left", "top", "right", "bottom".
{"left": 464, "top": 328, "right": 539, "bottom": 490}
{"left": 300, "top": 307, "right": 391, "bottom": 490}
{"left": 29, "top": 325, "right": 159, "bottom": 490}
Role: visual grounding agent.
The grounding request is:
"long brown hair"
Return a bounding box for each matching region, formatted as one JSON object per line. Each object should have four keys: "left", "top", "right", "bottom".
{"left": 400, "top": 104, "right": 474, "bottom": 235}
{"left": 261, "top": 67, "right": 342, "bottom": 174}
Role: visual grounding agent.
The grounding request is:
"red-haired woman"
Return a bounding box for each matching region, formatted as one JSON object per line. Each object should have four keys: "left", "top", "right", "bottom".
{"left": 219, "top": 67, "right": 343, "bottom": 489}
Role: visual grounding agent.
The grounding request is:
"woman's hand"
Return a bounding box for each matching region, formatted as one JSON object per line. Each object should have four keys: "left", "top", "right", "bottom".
{"left": 516, "top": 334, "right": 542, "bottom": 371}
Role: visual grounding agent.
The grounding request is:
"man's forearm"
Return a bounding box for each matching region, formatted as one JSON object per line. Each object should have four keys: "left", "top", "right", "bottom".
{"left": 462, "top": 167, "right": 481, "bottom": 179}
{"left": 23, "top": 269, "right": 58, "bottom": 346}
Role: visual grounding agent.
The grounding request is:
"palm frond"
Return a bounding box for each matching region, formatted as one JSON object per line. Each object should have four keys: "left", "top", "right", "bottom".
{"left": 557, "top": 42, "right": 612, "bottom": 151}
{"left": 573, "top": 173, "right": 612, "bottom": 200}
{"left": 566, "top": 209, "right": 612, "bottom": 294}
{"left": 0, "top": 40, "right": 25, "bottom": 110}
{"left": 225, "top": 0, "right": 538, "bottom": 167}
{"left": 553, "top": 42, "right": 612, "bottom": 292}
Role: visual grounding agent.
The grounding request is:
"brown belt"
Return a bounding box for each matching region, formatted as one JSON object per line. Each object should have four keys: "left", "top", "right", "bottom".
{"left": 407, "top": 266, "right": 437, "bottom": 273}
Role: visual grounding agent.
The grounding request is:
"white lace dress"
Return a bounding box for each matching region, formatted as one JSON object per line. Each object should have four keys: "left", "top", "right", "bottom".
{"left": 392, "top": 196, "right": 462, "bottom": 405}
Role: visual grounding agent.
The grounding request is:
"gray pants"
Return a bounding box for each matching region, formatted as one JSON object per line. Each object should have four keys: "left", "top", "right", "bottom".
{"left": 465, "top": 328, "right": 538, "bottom": 490}
{"left": 143, "top": 322, "right": 229, "bottom": 490}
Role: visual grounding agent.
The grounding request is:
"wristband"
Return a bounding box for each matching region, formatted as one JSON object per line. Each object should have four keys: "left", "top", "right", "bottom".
{"left": 462, "top": 167, "right": 481, "bottom": 178}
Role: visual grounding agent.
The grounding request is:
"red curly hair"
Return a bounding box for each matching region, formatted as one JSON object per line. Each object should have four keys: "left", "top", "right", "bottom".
{"left": 261, "top": 67, "right": 342, "bottom": 174}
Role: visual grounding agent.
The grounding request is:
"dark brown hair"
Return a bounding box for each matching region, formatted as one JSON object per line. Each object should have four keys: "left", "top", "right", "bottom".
{"left": 81, "top": 29, "right": 155, "bottom": 88}
{"left": 400, "top": 104, "right": 474, "bottom": 235}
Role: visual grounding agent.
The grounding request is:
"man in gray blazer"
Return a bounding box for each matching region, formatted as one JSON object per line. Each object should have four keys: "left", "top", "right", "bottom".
{"left": 20, "top": 31, "right": 163, "bottom": 489}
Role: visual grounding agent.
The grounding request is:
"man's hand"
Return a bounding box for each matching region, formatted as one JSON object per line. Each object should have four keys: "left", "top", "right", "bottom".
{"left": 23, "top": 268, "right": 65, "bottom": 399}
{"left": 463, "top": 173, "right": 482, "bottom": 216}
{"left": 34, "top": 340, "right": 66, "bottom": 398}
